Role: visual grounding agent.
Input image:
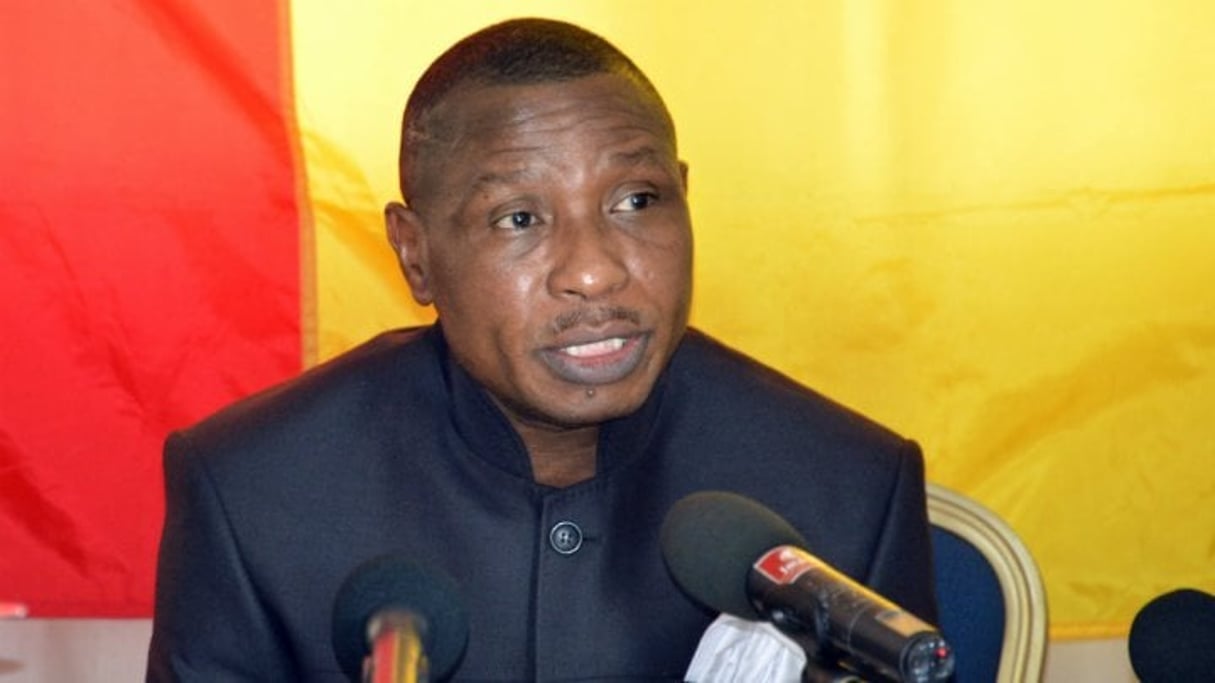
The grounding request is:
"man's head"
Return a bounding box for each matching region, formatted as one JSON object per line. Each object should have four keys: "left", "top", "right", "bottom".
{"left": 386, "top": 18, "right": 693, "bottom": 433}
{"left": 398, "top": 18, "right": 676, "bottom": 206}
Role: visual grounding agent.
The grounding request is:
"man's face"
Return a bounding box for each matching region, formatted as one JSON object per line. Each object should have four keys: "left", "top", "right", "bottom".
{"left": 389, "top": 73, "right": 693, "bottom": 431}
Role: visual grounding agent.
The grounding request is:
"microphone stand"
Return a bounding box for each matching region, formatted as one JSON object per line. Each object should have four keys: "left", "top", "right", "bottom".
{"left": 791, "top": 628, "right": 867, "bottom": 683}
{"left": 776, "top": 611, "right": 892, "bottom": 683}
{"left": 364, "top": 610, "right": 429, "bottom": 683}
{"left": 802, "top": 657, "right": 866, "bottom": 683}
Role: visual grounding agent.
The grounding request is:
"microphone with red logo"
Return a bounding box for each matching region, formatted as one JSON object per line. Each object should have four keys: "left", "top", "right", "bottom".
{"left": 661, "top": 491, "right": 953, "bottom": 683}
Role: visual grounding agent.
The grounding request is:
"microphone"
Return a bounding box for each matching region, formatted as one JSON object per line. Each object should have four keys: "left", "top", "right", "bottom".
{"left": 1128, "top": 588, "right": 1215, "bottom": 683}
{"left": 661, "top": 491, "right": 953, "bottom": 683}
{"left": 331, "top": 554, "right": 469, "bottom": 683}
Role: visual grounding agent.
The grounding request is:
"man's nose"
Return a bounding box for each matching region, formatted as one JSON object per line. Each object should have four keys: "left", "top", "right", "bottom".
{"left": 546, "top": 214, "right": 629, "bottom": 301}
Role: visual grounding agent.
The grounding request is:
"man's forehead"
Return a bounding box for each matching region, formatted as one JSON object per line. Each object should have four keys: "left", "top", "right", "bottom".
{"left": 420, "top": 74, "right": 673, "bottom": 144}
{"left": 463, "top": 144, "right": 673, "bottom": 191}
{"left": 403, "top": 73, "right": 677, "bottom": 206}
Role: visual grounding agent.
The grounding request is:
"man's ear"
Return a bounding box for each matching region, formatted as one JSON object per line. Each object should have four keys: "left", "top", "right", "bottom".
{"left": 385, "top": 201, "right": 434, "bottom": 306}
{"left": 678, "top": 160, "right": 690, "bottom": 194}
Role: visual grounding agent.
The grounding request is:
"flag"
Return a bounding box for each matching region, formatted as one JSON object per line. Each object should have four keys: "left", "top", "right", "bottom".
{"left": 3, "top": 0, "right": 1213, "bottom": 637}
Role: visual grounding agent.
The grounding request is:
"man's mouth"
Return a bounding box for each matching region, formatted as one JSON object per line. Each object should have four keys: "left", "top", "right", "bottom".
{"left": 539, "top": 333, "right": 650, "bottom": 385}
{"left": 559, "top": 337, "right": 627, "bottom": 358}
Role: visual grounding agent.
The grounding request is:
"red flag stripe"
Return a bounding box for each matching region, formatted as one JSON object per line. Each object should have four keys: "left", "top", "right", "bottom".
{"left": 0, "top": 0, "right": 303, "bottom": 616}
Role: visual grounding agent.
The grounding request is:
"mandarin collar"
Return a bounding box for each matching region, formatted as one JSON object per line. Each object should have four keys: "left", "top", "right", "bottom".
{"left": 432, "top": 325, "right": 672, "bottom": 484}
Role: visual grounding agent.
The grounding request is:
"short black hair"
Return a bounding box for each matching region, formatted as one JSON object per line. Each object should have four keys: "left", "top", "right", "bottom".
{"left": 398, "top": 18, "right": 675, "bottom": 203}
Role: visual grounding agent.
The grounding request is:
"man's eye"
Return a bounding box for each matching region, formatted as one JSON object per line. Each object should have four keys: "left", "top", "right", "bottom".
{"left": 492, "top": 211, "right": 539, "bottom": 230}
{"left": 611, "top": 191, "right": 658, "bottom": 213}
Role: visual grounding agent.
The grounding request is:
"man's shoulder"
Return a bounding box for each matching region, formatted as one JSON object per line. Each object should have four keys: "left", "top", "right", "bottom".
{"left": 670, "top": 329, "right": 909, "bottom": 453}
{"left": 661, "top": 330, "right": 927, "bottom": 585}
{"left": 168, "top": 326, "right": 442, "bottom": 466}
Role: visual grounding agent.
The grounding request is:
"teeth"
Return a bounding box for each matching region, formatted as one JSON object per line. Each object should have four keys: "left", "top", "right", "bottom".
{"left": 562, "top": 337, "right": 626, "bottom": 357}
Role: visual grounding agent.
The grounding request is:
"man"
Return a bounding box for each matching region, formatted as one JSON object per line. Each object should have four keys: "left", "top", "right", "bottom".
{"left": 147, "top": 18, "right": 937, "bottom": 682}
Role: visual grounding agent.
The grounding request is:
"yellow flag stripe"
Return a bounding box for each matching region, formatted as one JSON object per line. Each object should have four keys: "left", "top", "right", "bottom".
{"left": 291, "top": 0, "right": 1215, "bottom": 637}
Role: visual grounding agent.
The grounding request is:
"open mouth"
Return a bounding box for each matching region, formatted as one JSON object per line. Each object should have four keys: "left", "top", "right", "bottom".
{"left": 539, "top": 333, "right": 650, "bottom": 385}
{"left": 560, "top": 337, "right": 627, "bottom": 358}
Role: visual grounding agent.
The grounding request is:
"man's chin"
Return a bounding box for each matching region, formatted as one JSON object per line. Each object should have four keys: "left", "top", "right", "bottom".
{"left": 554, "top": 401, "right": 646, "bottom": 429}
{"left": 512, "top": 386, "right": 652, "bottom": 432}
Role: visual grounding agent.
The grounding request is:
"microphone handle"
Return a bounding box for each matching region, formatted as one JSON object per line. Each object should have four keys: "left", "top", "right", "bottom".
{"left": 748, "top": 546, "right": 953, "bottom": 683}
{"left": 366, "top": 610, "right": 429, "bottom": 683}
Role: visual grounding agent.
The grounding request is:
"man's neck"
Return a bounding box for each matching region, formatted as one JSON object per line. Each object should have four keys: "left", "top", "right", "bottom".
{"left": 510, "top": 419, "right": 599, "bottom": 488}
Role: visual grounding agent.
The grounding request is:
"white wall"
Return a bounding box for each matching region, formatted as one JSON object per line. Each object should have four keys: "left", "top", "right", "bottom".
{"left": 0, "top": 619, "right": 150, "bottom": 681}
{"left": 0, "top": 619, "right": 1136, "bottom": 682}
{"left": 1044, "top": 639, "right": 1136, "bottom": 682}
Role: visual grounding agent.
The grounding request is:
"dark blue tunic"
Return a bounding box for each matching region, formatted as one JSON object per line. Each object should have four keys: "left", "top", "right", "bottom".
{"left": 147, "top": 326, "right": 937, "bottom": 681}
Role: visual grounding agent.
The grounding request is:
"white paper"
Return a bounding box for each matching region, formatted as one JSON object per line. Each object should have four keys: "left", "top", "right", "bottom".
{"left": 684, "top": 614, "right": 807, "bottom": 682}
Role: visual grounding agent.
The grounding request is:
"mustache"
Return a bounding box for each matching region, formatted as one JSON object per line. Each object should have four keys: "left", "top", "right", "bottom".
{"left": 552, "top": 306, "right": 642, "bottom": 333}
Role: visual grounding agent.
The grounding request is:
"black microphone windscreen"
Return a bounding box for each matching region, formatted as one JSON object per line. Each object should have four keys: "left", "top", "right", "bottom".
{"left": 660, "top": 490, "right": 807, "bottom": 619}
{"left": 331, "top": 554, "right": 469, "bottom": 680}
{"left": 1128, "top": 588, "right": 1215, "bottom": 683}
